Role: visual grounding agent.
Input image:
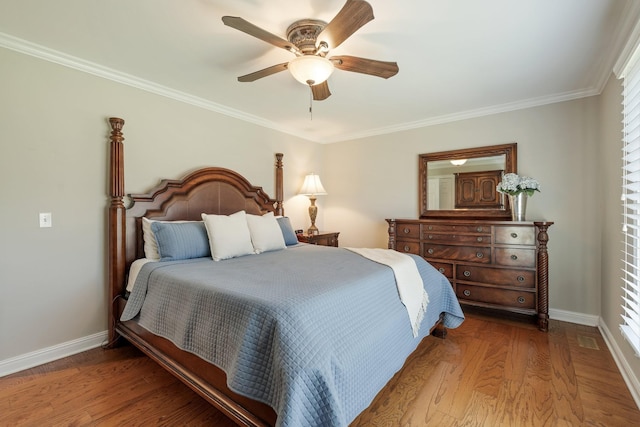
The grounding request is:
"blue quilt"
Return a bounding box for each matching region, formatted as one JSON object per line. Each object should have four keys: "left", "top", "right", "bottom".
{"left": 121, "top": 244, "right": 464, "bottom": 427}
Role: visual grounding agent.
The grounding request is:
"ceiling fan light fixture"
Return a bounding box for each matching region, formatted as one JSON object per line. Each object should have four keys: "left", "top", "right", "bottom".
{"left": 288, "top": 55, "right": 334, "bottom": 86}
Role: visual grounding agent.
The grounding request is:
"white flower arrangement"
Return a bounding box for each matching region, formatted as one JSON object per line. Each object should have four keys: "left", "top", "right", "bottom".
{"left": 496, "top": 173, "right": 541, "bottom": 197}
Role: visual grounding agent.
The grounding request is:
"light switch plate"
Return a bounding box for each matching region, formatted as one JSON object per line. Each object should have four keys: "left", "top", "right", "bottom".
{"left": 39, "top": 212, "right": 52, "bottom": 228}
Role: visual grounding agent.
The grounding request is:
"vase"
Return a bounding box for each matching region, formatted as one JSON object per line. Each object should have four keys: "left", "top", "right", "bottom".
{"left": 509, "top": 193, "right": 528, "bottom": 221}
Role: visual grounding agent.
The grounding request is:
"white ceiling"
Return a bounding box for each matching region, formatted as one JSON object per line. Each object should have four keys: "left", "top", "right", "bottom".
{"left": 1, "top": 0, "right": 638, "bottom": 143}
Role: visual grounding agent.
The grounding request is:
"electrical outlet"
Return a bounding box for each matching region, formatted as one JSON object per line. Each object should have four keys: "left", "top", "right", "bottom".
{"left": 39, "top": 212, "right": 52, "bottom": 228}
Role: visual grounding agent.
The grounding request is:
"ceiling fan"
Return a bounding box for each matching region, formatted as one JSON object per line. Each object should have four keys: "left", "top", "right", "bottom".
{"left": 222, "top": 0, "right": 399, "bottom": 101}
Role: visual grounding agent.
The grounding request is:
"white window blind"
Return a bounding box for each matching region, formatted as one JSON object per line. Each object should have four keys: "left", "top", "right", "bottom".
{"left": 621, "top": 46, "right": 640, "bottom": 357}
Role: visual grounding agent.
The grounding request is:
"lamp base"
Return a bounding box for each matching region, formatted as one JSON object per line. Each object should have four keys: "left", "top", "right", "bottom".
{"left": 307, "top": 195, "right": 319, "bottom": 236}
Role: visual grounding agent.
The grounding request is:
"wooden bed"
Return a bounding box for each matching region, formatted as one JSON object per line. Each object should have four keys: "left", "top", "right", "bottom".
{"left": 107, "top": 117, "right": 282, "bottom": 426}
{"left": 106, "top": 117, "right": 451, "bottom": 426}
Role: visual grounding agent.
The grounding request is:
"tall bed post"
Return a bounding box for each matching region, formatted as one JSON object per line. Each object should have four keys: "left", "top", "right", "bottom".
{"left": 107, "top": 117, "right": 126, "bottom": 347}
{"left": 106, "top": 118, "right": 285, "bottom": 346}
{"left": 275, "top": 153, "right": 284, "bottom": 216}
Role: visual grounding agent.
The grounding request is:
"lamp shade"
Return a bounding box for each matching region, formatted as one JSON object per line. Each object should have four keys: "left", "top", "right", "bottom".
{"left": 288, "top": 55, "right": 334, "bottom": 86}
{"left": 299, "top": 173, "right": 327, "bottom": 196}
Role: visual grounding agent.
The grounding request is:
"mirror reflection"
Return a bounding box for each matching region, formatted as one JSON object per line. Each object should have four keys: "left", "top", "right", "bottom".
{"left": 419, "top": 143, "right": 517, "bottom": 219}
{"left": 427, "top": 155, "right": 505, "bottom": 210}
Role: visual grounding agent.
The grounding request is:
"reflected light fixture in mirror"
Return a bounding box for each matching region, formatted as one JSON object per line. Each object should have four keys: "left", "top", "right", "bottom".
{"left": 450, "top": 159, "right": 467, "bottom": 166}
{"left": 299, "top": 173, "right": 328, "bottom": 235}
{"left": 288, "top": 55, "right": 335, "bottom": 85}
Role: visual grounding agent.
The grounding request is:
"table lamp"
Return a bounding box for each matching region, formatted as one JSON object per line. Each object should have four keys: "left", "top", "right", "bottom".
{"left": 298, "top": 173, "right": 327, "bottom": 235}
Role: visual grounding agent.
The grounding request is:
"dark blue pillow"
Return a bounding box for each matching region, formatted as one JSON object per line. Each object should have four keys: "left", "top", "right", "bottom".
{"left": 150, "top": 221, "right": 211, "bottom": 261}
{"left": 276, "top": 217, "right": 299, "bottom": 246}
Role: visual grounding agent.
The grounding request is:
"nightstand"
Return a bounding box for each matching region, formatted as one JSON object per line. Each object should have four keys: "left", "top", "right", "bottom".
{"left": 297, "top": 231, "right": 340, "bottom": 247}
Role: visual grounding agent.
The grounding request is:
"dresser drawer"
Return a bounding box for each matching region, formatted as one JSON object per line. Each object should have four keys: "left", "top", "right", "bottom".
{"left": 455, "top": 265, "right": 535, "bottom": 288}
{"left": 386, "top": 218, "right": 553, "bottom": 331}
{"left": 429, "top": 261, "right": 453, "bottom": 278}
{"left": 396, "top": 240, "right": 420, "bottom": 255}
{"left": 396, "top": 223, "right": 420, "bottom": 239}
{"left": 495, "top": 226, "right": 535, "bottom": 245}
{"left": 424, "top": 244, "right": 491, "bottom": 263}
{"left": 457, "top": 284, "right": 536, "bottom": 309}
{"left": 423, "top": 233, "right": 489, "bottom": 245}
{"left": 422, "top": 223, "right": 490, "bottom": 234}
{"left": 495, "top": 248, "right": 535, "bottom": 267}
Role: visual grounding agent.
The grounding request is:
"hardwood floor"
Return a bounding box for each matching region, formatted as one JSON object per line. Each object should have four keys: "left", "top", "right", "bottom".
{"left": 1, "top": 312, "right": 638, "bottom": 426}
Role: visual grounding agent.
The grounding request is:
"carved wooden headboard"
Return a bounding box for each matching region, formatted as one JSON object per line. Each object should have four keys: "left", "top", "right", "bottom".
{"left": 107, "top": 117, "right": 284, "bottom": 343}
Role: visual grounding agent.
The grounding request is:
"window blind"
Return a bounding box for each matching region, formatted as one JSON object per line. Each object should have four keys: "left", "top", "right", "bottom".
{"left": 621, "top": 45, "right": 640, "bottom": 357}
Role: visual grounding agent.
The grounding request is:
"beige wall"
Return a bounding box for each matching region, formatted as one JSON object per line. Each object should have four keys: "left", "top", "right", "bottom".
{"left": 1, "top": 45, "right": 638, "bottom": 397}
{"left": 323, "top": 97, "right": 601, "bottom": 316}
{"left": 0, "top": 47, "right": 321, "bottom": 361}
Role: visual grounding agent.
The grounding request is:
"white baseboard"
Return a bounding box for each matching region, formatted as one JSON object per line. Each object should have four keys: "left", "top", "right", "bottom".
{"left": 0, "top": 330, "right": 107, "bottom": 377}
{"left": 598, "top": 320, "right": 640, "bottom": 410}
{"left": 549, "top": 308, "right": 639, "bottom": 409}
{"left": 549, "top": 308, "right": 599, "bottom": 326}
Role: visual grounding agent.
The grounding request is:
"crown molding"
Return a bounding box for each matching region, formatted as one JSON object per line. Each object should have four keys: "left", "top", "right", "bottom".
{"left": 0, "top": 31, "right": 616, "bottom": 145}
{"left": 322, "top": 87, "right": 600, "bottom": 144}
{"left": 0, "top": 32, "right": 315, "bottom": 141}
{"left": 613, "top": 1, "right": 640, "bottom": 78}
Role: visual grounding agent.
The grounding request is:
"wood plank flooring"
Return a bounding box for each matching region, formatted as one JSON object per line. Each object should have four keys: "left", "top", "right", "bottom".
{"left": 1, "top": 312, "right": 638, "bottom": 426}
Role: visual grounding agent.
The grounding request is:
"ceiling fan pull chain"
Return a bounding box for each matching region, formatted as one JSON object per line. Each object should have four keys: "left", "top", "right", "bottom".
{"left": 309, "top": 85, "right": 313, "bottom": 120}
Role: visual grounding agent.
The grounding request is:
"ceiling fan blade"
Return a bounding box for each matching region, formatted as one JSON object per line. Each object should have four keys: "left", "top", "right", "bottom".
{"left": 331, "top": 55, "right": 399, "bottom": 79}
{"left": 237, "top": 63, "right": 288, "bottom": 82}
{"left": 311, "top": 81, "right": 331, "bottom": 101}
{"left": 222, "top": 16, "right": 299, "bottom": 54}
{"left": 317, "top": 0, "right": 374, "bottom": 50}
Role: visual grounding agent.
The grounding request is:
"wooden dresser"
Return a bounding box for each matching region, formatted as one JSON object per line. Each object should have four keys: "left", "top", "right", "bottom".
{"left": 387, "top": 219, "right": 553, "bottom": 331}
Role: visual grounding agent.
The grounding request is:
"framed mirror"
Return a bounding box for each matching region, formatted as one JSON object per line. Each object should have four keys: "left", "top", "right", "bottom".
{"left": 419, "top": 143, "right": 517, "bottom": 219}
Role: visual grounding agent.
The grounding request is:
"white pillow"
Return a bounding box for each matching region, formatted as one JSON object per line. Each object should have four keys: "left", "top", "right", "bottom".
{"left": 201, "top": 211, "right": 255, "bottom": 261}
{"left": 142, "top": 217, "right": 195, "bottom": 260}
{"left": 246, "top": 212, "right": 286, "bottom": 254}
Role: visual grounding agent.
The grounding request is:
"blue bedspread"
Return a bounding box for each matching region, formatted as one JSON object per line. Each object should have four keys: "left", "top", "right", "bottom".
{"left": 121, "top": 244, "right": 464, "bottom": 427}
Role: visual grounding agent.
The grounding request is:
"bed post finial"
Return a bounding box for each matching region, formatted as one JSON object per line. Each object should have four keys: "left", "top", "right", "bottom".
{"left": 109, "top": 117, "right": 125, "bottom": 198}
{"left": 275, "top": 153, "right": 284, "bottom": 216}
{"left": 107, "top": 117, "right": 126, "bottom": 347}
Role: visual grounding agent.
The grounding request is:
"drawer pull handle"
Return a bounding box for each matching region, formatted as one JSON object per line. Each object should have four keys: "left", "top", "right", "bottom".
{"left": 511, "top": 254, "right": 518, "bottom": 260}
{"left": 403, "top": 245, "right": 410, "bottom": 252}
{"left": 476, "top": 252, "right": 484, "bottom": 258}
{"left": 476, "top": 227, "right": 483, "bottom": 232}
{"left": 428, "top": 248, "right": 434, "bottom": 255}
{"left": 463, "top": 271, "right": 471, "bottom": 277}
{"left": 403, "top": 227, "right": 410, "bottom": 234}
{"left": 477, "top": 237, "right": 483, "bottom": 242}
{"left": 511, "top": 232, "right": 518, "bottom": 238}
{"left": 428, "top": 225, "right": 433, "bottom": 230}
{"left": 438, "top": 267, "right": 445, "bottom": 274}
{"left": 463, "top": 290, "right": 471, "bottom": 297}
{"left": 517, "top": 275, "right": 525, "bottom": 282}
{"left": 517, "top": 296, "right": 526, "bottom": 304}
{"left": 428, "top": 235, "right": 433, "bottom": 239}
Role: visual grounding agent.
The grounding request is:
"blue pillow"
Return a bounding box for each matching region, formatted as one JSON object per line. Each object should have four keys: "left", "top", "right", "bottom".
{"left": 276, "top": 217, "right": 299, "bottom": 246}
{"left": 150, "top": 221, "right": 211, "bottom": 261}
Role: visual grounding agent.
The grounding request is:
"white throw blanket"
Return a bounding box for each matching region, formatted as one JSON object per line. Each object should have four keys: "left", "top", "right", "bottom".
{"left": 346, "top": 248, "right": 429, "bottom": 337}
